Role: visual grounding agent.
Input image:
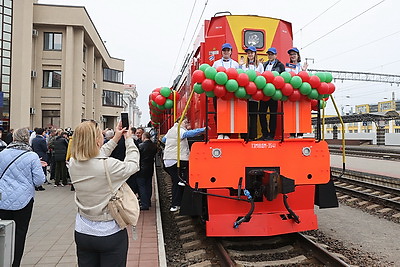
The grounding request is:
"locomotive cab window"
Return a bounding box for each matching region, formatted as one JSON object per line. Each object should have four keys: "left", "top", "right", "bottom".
{"left": 243, "top": 29, "right": 265, "bottom": 50}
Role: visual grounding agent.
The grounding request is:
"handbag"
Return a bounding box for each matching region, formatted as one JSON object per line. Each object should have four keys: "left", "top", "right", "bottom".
{"left": 104, "top": 159, "right": 140, "bottom": 229}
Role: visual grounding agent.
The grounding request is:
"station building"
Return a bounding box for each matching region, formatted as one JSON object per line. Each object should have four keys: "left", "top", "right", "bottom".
{"left": 0, "top": 0, "right": 133, "bottom": 132}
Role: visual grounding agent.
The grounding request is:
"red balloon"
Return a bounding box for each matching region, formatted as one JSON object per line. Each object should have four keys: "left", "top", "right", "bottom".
{"left": 214, "top": 85, "right": 227, "bottom": 98}
{"left": 308, "top": 75, "right": 321, "bottom": 88}
{"left": 317, "top": 82, "right": 329, "bottom": 95}
{"left": 151, "top": 92, "right": 159, "bottom": 101}
{"left": 272, "top": 76, "right": 285, "bottom": 89}
{"left": 256, "top": 71, "right": 261, "bottom": 76}
{"left": 288, "top": 89, "right": 301, "bottom": 101}
{"left": 327, "top": 83, "right": 336, "bottom": 94}
{"left": 245, "top": 82, "right": 257, "bottom": 95}
{"left": 192, "top": 70, "right": 206, "bottom": 84}
{"left": 298, "top": 71, "right": 310, "bottom": 83}
{"left": 281, "top": 83, "right": 294, "bottom": 96}
{"left": 289, "top": 71, "right": 296, "bottom": 77}
{"left": 216, "top": 66, "right": 226, "bottom": 73}
{"left": 226, "top": 68, "right": 239, "bottom": 80}
{"left": 155, "top": 94, "right": 166, "bottom": 105}
{"left": 221, "top": 91, "right": 234, "bottom": 100}
{"left": 261, "top": 71, "right": 275, "bottom": 83}
{"left": 237, "top": 73, "right": 250, "bottom": 87}
{"left": 201, "top": 79, "right": 216, "bottom": 91}
{"left": 252, "top": 90, "right": 264, "bottom": 101}
{"left": 262, "top": 95, "right": 271, "bottom": 101}
{"left": 310, "top": 99, "right": 318, "bottom": 107}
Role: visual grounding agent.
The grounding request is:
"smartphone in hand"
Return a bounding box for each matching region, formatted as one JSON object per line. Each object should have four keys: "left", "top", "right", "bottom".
{"left": 121, "top": 112, "right": 129, "bottom": 129}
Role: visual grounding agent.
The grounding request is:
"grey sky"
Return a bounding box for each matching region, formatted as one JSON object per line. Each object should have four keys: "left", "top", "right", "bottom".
{"left": 39, "top": 0, "right": 399, "bottom": 124}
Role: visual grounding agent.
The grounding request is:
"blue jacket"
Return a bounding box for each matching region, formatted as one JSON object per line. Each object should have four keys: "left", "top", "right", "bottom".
{"left": 0, "top": 148, "right": 46, "bottom": 210}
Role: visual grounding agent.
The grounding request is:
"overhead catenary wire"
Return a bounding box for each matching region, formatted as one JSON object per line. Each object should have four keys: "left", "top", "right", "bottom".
{"left": 302, "top": 0, "right": 386, "bottom": 49}
{"left": 294, "top": 0, "right": 341, "bottom": 35}
{"left": 168, "top": 0, "right": 198, "bottom": 85}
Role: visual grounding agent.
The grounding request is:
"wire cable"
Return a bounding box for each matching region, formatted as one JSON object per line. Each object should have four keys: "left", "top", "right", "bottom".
{"left": 169, "top": 0, "right": 209, "bottom": 85}
{"left": 294, "top": 0, "right": 341, "bottom": 35}
{"left": 318, "top": 30, "right": 400, "bottom": 63}
{"left": 168, "top": 0, "right": 198, "bottom": 84}
{"left": 302, "top": 0, "right": 386, "bottom": 49}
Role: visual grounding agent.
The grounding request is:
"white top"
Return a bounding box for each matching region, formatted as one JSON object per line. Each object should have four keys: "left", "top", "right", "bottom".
{"left": 285, "top": 62, "right": 303, "bottom": 74}
{"left": 75, "top": 213, "right": 121, "bottom": 236}
{"left": 212, "top": 58, "right": 240, "bottom": 69}
{"left": 240, "top": 62, "right": 264, "bottom": 73}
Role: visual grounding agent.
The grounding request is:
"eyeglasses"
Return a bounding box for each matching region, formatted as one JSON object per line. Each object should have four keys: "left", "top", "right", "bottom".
{"left": 82, "top": 119, "right": 98, "bottom": 127}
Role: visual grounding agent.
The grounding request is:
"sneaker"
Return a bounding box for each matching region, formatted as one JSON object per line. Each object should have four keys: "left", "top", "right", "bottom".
{"left": 223, "top": 135, "right": 230, "bottom": 139}
{"left": 170, "top": 206, "right": 180, "bottom": 212}
{"left": 178, "top": 181, "right": 186, "bottom": 186}
{"left": 217, "top": 134, "right": 224, "bottom": 139}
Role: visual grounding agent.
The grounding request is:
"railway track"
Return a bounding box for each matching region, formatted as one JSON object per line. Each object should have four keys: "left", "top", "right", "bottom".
{"left": 331, "top": 167, "right": 400, "bottom": 212}
{"left": 214, "top": 233, "right": 349, "bottom": 266}
{"left": 329, "top": 145, "right": 400, "bottom": 161}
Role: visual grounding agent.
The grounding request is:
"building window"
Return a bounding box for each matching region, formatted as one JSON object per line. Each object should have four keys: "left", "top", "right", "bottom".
{"left": 44, "top": 32, "right": 62, "bottom": 50}
{"left": 103, "top": 90, "right": 123, "bottom": 107}
{"left": 83, "top": 45, "right": 87, "bottom": 63}
{"left": 42, "top": 110, "right": 60, "bottom": 129}
{"left": 103, "top": 68, "right": 123, "bottom": 83}
{"left": 395, "top": 129, "right": 400, "bottom": 133}
{"left": 43, "top": 70, "right": 62, "bottom": 88}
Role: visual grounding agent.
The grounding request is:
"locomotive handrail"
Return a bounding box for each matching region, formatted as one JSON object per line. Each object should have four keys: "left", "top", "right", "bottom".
{"left": 214, "top": 11, "right": 232, "bottom": 17}
{"left": 330, "top": 95, "right": 346, "bottom": 177}
{"left": 177, "top": 87, "right": 196, "bottom": 168}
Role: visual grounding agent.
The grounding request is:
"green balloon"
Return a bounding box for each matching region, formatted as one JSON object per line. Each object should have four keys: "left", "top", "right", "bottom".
{"left": 308, "top": 89, "right": 319, "bottom": 99}
{"left": 262, "top": 83, "right": 276, "bottom": 96}
{"left": 272, "top": 90, "right": 283, "bottom": 101}
{"left": 164, "top": 99, "right": 173, "bottom": 109}
{"left": 246, "top": 69, "right": 257, "bottom": 82}
{"left": 235, "top": 87, "right": 247, "bottom": 98}
{"left": 205, "top": 90, "right": 215, "bottom": 97}
{"left": 151, "top": 100, "right": 157, "bottom": 107}
{"left": 323, "top": 94, "right": 330, "bottom": 98}
{"left": 315, "top": 72, "right": 326, "bottom": 83}
{"left": 225, "top": 79, "right": 239, "bottom": 92}
{"left": 215, "top": 72, "right": 228, "bottom": 85}
{"left": 193, "top": 83, "right": 204, "bottom": 94}
{"left": 280, "top": 72, "right": 292, "bottom": 83}
{"left": 272, "top": 71, "right": 280, "bottom": 77}
{"left": 281, "top": 95, "right": 288, "bottom": 102}
{"left": 325, "top": 72, "right": 333, "bottom": 83}
{"left": 156, "top": 104, "right": 165, "bottom": 110}
{"left": 199, "top": 63, "right": 210, "bottom": 72}
{"left": 317, "top": 94, "right": 324, "bottom": 100}
{"left": 320, "top": 100, "right": 327, "bottom": 109}
{"left": 254, "top": 76, "right": 267, "bottom": 89}
{"left": 160, "top": 87, "right": 171, "bottom": 97}
{"left": 244, "top": 94, "right": 251, "bottom": 99}
{"left": 290, "top": 76, "right": 303, "bottom": 89}
{"left": 237, "top": 69, "right": 245, "bottom": 74}
{"left": 299, "top": 82, "right": 312, "bottom": 95}
{"left": 204, "top": 67, "right": 217, "bottom": 79}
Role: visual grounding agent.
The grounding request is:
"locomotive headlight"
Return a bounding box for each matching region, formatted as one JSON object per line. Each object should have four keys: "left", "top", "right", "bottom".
{"left": 211, "top": 148, "right": 222, "bottom": 158}
{"left": 302, "top": 147, "right": 311, "bottom": 156}
{"left": 243, "top": 30, "right": 265, "bottom": 49}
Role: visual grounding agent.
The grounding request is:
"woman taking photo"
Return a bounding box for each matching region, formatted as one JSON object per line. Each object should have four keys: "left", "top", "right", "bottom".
{"left": 0, "top": 128, "right": 46, "bottom": 267}
{"left": 69, "top": 120, "right": 139, "bottom": 267}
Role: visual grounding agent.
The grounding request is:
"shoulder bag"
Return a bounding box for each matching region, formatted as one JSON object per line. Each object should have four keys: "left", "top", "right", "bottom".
{"left": 104, "top": 159, "right": 140, "bottom": 229}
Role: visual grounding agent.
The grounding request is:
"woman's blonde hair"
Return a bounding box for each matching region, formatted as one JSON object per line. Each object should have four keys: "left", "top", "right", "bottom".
{"left": 70, "top": 121, "right": 102, "bottom": 161}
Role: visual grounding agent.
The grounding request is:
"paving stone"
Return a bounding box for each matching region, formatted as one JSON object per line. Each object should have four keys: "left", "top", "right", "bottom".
{"left": 185, "top": 249, "right": 207, "bottom": 260}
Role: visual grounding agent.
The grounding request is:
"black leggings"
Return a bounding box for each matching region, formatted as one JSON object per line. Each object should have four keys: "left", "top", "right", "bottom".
{"left": 0, "top": 198, "right": 34, "bottom": 267}
{"left": 74, "top": 229, "right": 128, "bottom": 267}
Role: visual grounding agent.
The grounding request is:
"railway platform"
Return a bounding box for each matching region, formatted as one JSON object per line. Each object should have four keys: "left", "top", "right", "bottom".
{"left": 330, "top": 154, "right": 400, "bottom": 178}
{"left": 18, "top": 173, "right": 166, "bottom": 267}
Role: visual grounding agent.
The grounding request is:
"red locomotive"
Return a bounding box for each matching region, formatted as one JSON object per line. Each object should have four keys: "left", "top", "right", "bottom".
{"left": 151, "top": 14, "right": 338, "bottom": 237}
